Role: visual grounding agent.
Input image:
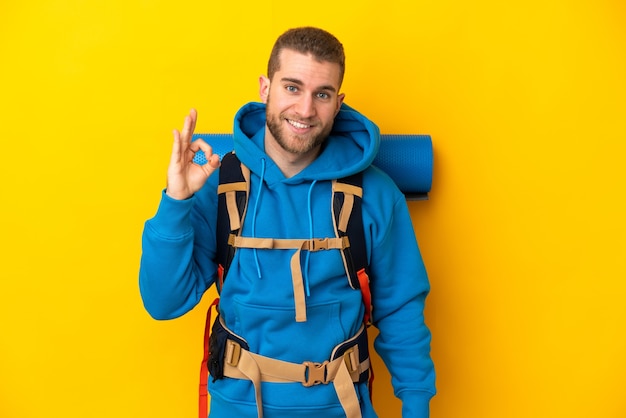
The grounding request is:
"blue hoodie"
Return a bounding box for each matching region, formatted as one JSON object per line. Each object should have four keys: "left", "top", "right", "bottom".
{"left": 139, "top": 102, "right": 435, "bottom": 417}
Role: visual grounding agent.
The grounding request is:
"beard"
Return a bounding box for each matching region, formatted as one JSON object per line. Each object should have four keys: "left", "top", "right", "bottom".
{"left": 265, "top": 98, "right": 333, "bottom": 155}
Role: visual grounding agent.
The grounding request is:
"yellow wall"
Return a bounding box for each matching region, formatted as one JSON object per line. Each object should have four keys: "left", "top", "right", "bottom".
{"left": 1, "top": 1, "right": 625, "bottom": 417}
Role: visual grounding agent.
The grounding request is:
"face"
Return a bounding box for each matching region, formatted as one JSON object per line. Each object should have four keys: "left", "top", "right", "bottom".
{"left": 259, "top": 49, "right": 345, "bottom": 159}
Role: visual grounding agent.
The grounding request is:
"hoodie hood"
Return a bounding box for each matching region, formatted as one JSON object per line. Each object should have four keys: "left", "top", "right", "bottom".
{"left": 232, "top": 102, "right": 381, "bottom": 183}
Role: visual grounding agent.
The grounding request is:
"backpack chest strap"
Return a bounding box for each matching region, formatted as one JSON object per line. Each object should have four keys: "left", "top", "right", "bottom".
{"left": 228, "top": 235, "right": 349, "bottom": 251}
{"left": 228, "top": 234, "right": 350, "bottom": 322}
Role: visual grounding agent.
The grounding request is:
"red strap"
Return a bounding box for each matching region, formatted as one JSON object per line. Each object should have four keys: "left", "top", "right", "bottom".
{"left": 217, "top": 264, "right": 224, "bottom": 293}
{"left": 357, "top": 268, "right": 371, "bottom": 325}
{"left": 356, "top": 267, "right": 375, "bottom": 401}
{"left": 199, "top": 298, "right": 220, "bottom": 418}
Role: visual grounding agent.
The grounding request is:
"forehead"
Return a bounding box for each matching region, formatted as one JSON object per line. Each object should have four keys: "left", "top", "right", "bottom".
{"left": 274, "top": 49, "right": 342, "bottom": 90}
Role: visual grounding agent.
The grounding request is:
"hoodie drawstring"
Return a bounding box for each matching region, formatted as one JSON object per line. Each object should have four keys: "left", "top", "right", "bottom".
{"left": 303, "top": 180, "right": 317, "bottom": 297}
{"left": 251, "top": 158, "right": 266, "bottom": 279}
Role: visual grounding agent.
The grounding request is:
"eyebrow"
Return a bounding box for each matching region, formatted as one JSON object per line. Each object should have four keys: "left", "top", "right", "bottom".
{"left": 280, "top": 77, "right": 337, "bottom": 93}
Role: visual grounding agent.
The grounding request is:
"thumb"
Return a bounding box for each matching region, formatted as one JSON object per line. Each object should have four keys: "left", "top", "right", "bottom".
{"left": 200, "top": 153, "right": 221, "bottom": 177}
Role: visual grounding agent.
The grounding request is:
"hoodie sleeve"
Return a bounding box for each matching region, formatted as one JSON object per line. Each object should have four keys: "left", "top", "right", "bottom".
{"left": 364, "top": 170, "right": 436, "bottom": 417}
{"left": 138, "top": 176, "right": 219, "bottom": 320}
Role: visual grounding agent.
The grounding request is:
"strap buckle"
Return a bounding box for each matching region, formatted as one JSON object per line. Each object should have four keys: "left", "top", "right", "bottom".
{"left": 342, "top": 346, "right": 359, "bottom": 374}
{"left": 309, "top": 238, "right": 330, "bottom": 251}
{"left": 302, "top": 361, "right": 330, "bottom": 387}
{"left": 225, "top": 340, "right": 242, "bottom": 367}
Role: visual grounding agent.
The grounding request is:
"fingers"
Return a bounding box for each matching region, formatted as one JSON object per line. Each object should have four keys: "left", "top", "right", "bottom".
{"left": 165, "top": 109, "right": 214, "bottom": 200}
{"left": 201, "top": 153, "right": 221, "bottom": 177}
{"left": 181, "top": 108, "right": 198, "bottom": 144}
{"left": 207, "top": 153, "right": 221, "bottom": 168}
{"left": 171, "top": 109, "right": 198, "bottom": 164}
{"left": 188, "top": 138, "right": 214, "bottom": 159}
{"left": 190, "top": 138, "right": 221, "bottom": 174}
{"left": 170, "top": 128, "right": 182, "bottom": 165}
{"left": 170, "top": 108, "right": 220, "bottom": 173}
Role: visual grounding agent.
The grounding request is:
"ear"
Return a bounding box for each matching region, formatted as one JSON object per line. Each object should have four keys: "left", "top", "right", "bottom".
{"left": 335, "top": 93, "right": 346, "bottom": 116}
{"left": 259, "top": 75, "right": 270, "bottom": 103}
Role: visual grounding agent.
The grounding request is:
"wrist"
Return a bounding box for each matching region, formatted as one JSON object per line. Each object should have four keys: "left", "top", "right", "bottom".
{"left": 165, "top": 188, "right": 192, "bottom": 200}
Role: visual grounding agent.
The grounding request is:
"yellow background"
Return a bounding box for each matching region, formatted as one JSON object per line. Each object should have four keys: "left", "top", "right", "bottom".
{"left": 1, "top": 1, "right": 625, "bottom": 417}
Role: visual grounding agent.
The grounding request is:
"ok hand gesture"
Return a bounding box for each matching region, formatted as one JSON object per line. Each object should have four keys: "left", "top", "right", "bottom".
{"left": 166, "top": 109, "right": 221, "bottom": 200}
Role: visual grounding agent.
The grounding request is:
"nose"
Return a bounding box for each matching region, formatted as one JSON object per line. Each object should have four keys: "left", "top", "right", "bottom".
{"left": 294, "top": 95, "right": 316, "bottom": 119}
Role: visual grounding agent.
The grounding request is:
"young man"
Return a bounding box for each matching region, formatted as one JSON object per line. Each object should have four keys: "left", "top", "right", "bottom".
{"left": 140, "top": 27, "right": 435, "bottom": 417}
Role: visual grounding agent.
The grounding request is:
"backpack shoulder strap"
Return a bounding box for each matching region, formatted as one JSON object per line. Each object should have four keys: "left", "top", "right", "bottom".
{"left": 333, "top": 172, "right": 372, "bottom": 325}
{"left": 216, "top": 152, "right": 249, "bottom": 293}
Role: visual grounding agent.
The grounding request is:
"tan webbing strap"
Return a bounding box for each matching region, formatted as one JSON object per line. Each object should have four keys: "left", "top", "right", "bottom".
{"left": 333, "top": 180, "right": 363, "bottom": 232}
{"left": 332, "top": 181, "right": 361, "bottom": 234}
{"left": 227, "top": 235, "right": 350, "bottom": 322}
{"left": 225, "top": 189, "right": 242, "bottom": 231}
{"left": 331, "top": 180, "right": 364, "bottom": 289}
{"left": 217, "top": 164, "right": 250, "bottom": 233}
{"left": 241, "top": 162, "right": 251, "bottom": 187}
{"left": 223, "top": 340, "right": 366, "bottom": 418}
{"left": 334, "top": 361, "right": 361, "bottom": 418}
{"left": 217, "top": 181, "right": 247, "bottom": 195}
{"left": 218, "top": 183, "right": 246, "bottom": 232}
{"left": 229, "top": 345, "right": 264, "bottom": 418}
{"left": 332, "top": 182, "right": 362, "bottom": 232}
{"left": 290, "top": 246, "right": 307, "bottom": 322}
{"left": 228, "top": 236, "right": 348, "bottom": 251}
{"left": 338, "top": 193, "right": 354, "bottom": 233}
{"left": 333, "top": 181, "right": 363, "bottom": 199}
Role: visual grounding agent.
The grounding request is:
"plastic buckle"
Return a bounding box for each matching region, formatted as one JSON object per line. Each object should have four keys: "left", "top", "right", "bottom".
{"left": 343, "top": 346, "right": 359, "bottom": 377}
{"left": 303, "top": 361, "right": 329, "bottom": 387}
{"left": 309, "top": 238, "right": 329, "bottom": 251}
{"left": 225, "top": 340, "right": 242, "bottom": 367}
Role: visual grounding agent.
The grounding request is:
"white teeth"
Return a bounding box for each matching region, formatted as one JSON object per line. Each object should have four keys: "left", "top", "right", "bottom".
{"left": 288, "top": 119, "right": 310, "bottom": 129}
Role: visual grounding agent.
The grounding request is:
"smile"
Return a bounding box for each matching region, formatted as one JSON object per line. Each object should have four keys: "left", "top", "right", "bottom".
{"left": 287, "top": 119, "right": 312, "bottom": 129}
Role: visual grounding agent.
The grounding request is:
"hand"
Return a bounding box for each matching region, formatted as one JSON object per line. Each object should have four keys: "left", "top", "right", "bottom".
{"left": 166, "top": 109, "right": 221, "bottom": 200}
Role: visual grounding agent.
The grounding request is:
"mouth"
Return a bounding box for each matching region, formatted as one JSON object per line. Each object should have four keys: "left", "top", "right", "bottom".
{"left": 286, "top": 118, "right": 313, "bottom": 130}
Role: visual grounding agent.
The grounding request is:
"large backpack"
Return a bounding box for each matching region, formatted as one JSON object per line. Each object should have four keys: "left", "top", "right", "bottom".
{"left": 199, "top": 151, "right": 373, "bottom": 417}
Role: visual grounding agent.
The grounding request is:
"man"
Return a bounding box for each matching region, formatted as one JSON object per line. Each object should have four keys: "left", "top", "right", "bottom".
{"left": 140, "top": 27, "right": 435, "bottom": 417}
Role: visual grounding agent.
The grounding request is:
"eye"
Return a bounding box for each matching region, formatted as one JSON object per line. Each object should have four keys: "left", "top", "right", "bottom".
{"left": 317, "top": 92, "right": 330, "bottom": 100}
{"left": 286, "top": 85, "right": 298, "bottom": 93}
